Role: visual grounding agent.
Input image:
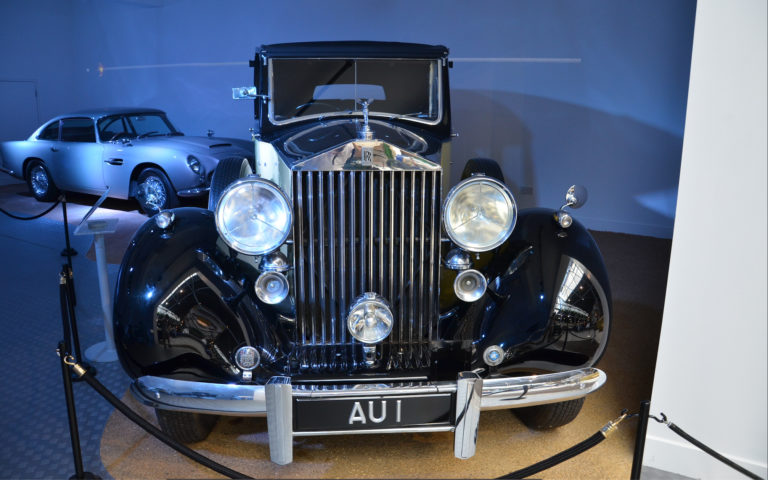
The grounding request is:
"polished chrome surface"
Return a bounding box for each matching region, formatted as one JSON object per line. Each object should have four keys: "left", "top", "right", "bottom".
{"left": 265, "top": 376, "right": 293, "bottom": 465}
{"left": 483, "top": 345, "right": 505, "bottom": 367}
{"left": 267, "top": 57, "right": 443, "bottom": 127}
{"left": 292, "top": 139, "right": 441, "bottom": 172}
{"left": 214, "top": 176, "right": 293, "bottom": 256}
{"left": 347, "top": 293, "right": 394, "bottom": 344}
{"left": 234, "top": 346, "right": 261, "bottom": 371}
{"left": 254, "top": 271, "right": 289, "bottom": 304}
{"left": 154, "top": 210, "right": 175, "bottom": 229}
{"left": 454, "top": 371, "right": 482, "bottom": 459}
{"left": 29, "top": 164, "right": 49, "bottom": 196}
{"left": 454, "top": 269, "right": 487, "bottom": 302}
{"left": 442, "top": 175, "right": 518, "bottom": 252}
{"left": 481, "top": 368, "right": 607, "bottom": 410}
{"left": 564, "top": 184, "right": 589, "bottom": 209}
{"left": 292, "top": 166, "right": 442, "bottom": 372}
{"left": 556, "top": 211, "right": 573, "bottom": 228}
{"left": 131, "top": 367, "right": 606, "bottom": 415}
{"left": 258, "top": 251, "right": 290, "bottom": 272}
{"left": 293, "top": 425, "right": 454, "bottom": 436}
{"left": 444, "top": 248, "right": 472, "bottom": 271}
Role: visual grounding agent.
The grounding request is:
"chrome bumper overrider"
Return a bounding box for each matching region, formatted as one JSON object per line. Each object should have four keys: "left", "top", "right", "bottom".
{"left": 132, "top": 368, "right": 606, "bottom": 464}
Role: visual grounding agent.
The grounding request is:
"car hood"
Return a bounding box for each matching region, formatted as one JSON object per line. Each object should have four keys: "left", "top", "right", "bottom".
{"left": 135, "top": 135, "right": 253, "bottom": 157}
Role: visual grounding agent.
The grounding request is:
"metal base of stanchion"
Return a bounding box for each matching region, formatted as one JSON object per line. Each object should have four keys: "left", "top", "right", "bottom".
{"left": 61, "top": 247, "right": 78, "bottom": 257}
{"left": 69, "top": 472, "right": 101, "bottom": 480}
{"left": 85, "top": 341, "right": 117, "bottom": 363}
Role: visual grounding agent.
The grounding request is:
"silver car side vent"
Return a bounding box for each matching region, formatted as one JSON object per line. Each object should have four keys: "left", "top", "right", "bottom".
{"left": 208, "top": 143, "right": 232, "bottom": 149}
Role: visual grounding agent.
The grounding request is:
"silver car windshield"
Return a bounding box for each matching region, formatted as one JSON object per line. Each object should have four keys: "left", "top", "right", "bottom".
{"left": 269, "top": 58, "right": 441, "bottom": 126}
{"left": 97, "top": 113, "right": 181, "bottom": 142}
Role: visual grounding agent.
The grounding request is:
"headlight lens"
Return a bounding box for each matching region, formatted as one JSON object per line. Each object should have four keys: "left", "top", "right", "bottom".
{"left": 186, "top": 155, "right": 202, "bottom": 174}
{"left": 443, "top": 175, "right": 517, "bottom": 252}
{"left": 215, "top": 176, "right": 292, "bottom": 255}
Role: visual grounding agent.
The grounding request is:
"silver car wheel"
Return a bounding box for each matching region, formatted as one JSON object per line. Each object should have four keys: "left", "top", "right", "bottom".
{"left": 30, "top": 165, "right": 50, "bottom": 197}
{"left": 139, "top": 175, "right": 167, "bottom": 210}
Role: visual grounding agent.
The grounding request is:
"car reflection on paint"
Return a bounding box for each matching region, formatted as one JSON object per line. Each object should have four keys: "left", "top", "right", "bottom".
{"left": 0, "top": 107, "right": 253, "bottom": 214}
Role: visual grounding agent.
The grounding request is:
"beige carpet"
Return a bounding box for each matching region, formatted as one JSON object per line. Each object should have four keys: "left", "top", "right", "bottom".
{"left": 99, "top": 230, "right": 672, "bottom": 479}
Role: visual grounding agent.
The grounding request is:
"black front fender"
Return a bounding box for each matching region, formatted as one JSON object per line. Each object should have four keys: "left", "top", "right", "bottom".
{"left": 444, "top": 208, "right": 612, "bottom": 374}
{"left": 113, "top": 207, "right": 285, "bottom": 382}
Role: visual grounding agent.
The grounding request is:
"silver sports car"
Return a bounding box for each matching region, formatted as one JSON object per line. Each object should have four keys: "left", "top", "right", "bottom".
{"left": 0, "top": 108, "right": 253, "bottom": 213}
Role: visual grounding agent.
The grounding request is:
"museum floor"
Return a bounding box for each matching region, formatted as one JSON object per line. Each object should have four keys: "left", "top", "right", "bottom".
{"left": 0, "top": 174, "right": 685, "bottom": 479}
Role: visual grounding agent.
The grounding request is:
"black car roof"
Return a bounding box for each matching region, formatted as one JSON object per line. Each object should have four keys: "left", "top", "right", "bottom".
{"left": 258, "top": 41, "right": 449, "bottom": 59}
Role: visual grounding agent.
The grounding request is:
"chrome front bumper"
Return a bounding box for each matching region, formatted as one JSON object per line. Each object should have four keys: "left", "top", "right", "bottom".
{"left": 132, "top": 368, "right": 606, "bottom": 464}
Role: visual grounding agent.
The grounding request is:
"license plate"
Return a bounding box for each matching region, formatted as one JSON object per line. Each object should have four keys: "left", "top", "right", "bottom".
{"left": 293, "top": 393, "right": 454, "bottom": 432}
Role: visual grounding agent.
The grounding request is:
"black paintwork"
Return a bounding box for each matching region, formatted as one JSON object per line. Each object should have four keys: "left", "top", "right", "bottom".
{"left": 114, "top": 206, "right": 611, "bottom": 383}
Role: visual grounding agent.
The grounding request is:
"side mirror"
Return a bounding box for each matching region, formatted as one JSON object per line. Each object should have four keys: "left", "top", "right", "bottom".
{"left": 565, "top": 185, "right": 588, "bottom": 209}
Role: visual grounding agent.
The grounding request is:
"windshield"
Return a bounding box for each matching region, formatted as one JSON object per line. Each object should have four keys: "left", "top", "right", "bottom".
{"left": 269, "top": 58, "right": 441, "bottom": 125}
{"left": 97, "top": 113, "right": 181, "bottom": 141}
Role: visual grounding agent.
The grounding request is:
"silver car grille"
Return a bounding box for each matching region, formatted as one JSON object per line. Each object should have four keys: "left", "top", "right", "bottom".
{"left": 291, "top": 169, "right": 442, "bottom": 373}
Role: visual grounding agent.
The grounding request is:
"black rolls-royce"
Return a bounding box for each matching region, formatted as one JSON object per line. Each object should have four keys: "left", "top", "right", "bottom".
{"left": 113, "top": 41, "right": 611, "bottom": 464}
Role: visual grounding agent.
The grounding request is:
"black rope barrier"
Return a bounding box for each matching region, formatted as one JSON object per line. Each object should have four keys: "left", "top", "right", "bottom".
{"left": 651, "top": 413, "right": 764, "bottom": 480}
{"left": 497, "top": 411, "right": 628, "bottom": 479}
{"left": 0, "top": 199, "right": 61, "bottom": 220}
{"left": 60, "top": 354, "right": 251, "bottom": 479}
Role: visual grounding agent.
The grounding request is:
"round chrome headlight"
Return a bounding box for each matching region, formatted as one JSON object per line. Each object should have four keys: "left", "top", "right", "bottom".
{"left": 215, "top": 176, "right": 292, "bottom": 255}
{"left": 347, "top": 293, "right": 394, "bottom": 344}
{"left": 443, "top": 175, "right": 517, "bottom": 252}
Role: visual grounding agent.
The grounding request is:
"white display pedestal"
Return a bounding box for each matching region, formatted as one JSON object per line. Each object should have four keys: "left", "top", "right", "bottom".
{"left": 74, "top": 217, "right": 119, "bottom": 363}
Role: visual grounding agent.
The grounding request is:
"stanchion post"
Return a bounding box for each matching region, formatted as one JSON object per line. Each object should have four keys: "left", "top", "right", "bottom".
{"left": 630, "top": 400, "right": 651, "bottom": 480}
{"left": 60, "top": 194, "right": 78, "bottom": 261}
{"left": 58, "top": 342, "right": 86, "bottom": 480}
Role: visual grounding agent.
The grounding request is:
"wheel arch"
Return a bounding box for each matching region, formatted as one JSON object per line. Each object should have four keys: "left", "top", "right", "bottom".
{"left": 129, "top": 162, "right": 176, "bottom": 197}
{"left": 22, "top": 157, "right": 45, "bottom": 180}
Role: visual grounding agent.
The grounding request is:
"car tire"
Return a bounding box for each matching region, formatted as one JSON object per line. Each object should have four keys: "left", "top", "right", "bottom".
{"left": 25, "top": 160, "right": 60, "bottom": 202}
{"left": 135, "top": 168, "right": 178, "bottom": 215}
{"left": 155, "top": 409, "right": 218, "bottom": 444}
{"left": 461, "top": 157, "right": 505, "bottom": 184}
{"left": 513, "top": 397, "right": 585, "bottom": 430}
{"left": 208, "top": 157, "right": 253, "bottom": 211}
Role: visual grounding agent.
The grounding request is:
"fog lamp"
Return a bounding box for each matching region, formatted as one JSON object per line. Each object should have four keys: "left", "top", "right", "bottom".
{"left": 254, "top": 271, "right": 289, "bottom": 304}
{"left": 454, "top": 269, "right": 487, "bottom": 302}
{"left": 347, "top": 293, "right": 394, "bottom": 344}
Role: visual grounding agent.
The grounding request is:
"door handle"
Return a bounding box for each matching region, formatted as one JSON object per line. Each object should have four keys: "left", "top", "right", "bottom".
{"left": 50, "top": 147, "right": 59, "bottom": 152}
{"left": 105, "top": 158, "right": 123, "bottom": 166}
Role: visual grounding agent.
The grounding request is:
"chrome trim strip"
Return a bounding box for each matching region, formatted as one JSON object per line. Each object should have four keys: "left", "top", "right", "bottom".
{"left": 131, "top": 368, "right": 606, "bottom": 416}
{"left": 318, "top": 172, "right": 327, "bottom": 346}
{"left": 176, "top": 186, "right": 210, "bottom": 197}
{"left": 267, "top": 58, "right": 444, "bottom": 127}
{"left": 307, "top": 172, "right": 317, "bottom": 346}
{"left": 0, "top": 167, "right": 15, "bottom": 176}
{"left": 294, "top": 425, "right": 454, "bottom": 437}
{"left": 329, "top": 172, "right": 337, "bottom": 347}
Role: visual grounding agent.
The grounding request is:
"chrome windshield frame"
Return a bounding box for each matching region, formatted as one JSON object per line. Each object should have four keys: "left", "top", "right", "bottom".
{"left": 267, "top": 57, "right": 444, "bottom": 127}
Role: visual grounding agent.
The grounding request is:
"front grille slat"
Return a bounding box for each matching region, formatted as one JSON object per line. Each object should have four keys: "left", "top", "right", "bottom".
{"left": 292, "top": 168, "right": 440, "bottom": 374}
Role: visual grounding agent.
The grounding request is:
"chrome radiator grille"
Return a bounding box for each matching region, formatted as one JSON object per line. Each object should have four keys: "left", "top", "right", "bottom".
{"left": 291, "top": 169, "right": 441, "bottom": 373}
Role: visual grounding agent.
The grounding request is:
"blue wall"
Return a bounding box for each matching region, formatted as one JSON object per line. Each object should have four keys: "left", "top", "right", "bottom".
{"left": 0, "top": 0, "right": 696, "bottom": 237}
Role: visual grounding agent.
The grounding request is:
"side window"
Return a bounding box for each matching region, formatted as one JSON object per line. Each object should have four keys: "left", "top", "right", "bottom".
{"left": 37, "top": 121, "right": 60, "bottom": 140}
{"left": 61, "top": 118, "right": 96, "bottom": 143}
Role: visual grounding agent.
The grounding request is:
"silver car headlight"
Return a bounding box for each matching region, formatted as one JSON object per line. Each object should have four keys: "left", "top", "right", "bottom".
{"left": 215, "top": 176, "right": 292, "bottom": 255}
{"left": 443, "top": 175, "right": 517, "bottom": 252}
{"left": 186, "top": 155, "right": 202, "bottom": 174}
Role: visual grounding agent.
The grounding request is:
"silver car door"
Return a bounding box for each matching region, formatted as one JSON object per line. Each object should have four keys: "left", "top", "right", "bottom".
{"left": 55, "top": 117, "right": 105, "bottom": 193}
{"left": 98, "top": 115, "right": 133, "bottom": 199}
